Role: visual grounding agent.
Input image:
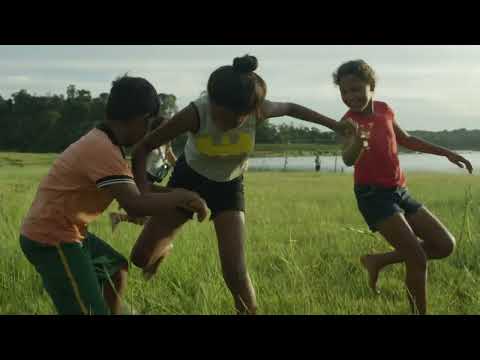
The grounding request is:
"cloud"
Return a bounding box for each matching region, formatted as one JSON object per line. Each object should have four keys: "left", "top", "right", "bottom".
{"left": 0, "top": 45, "right": 479, "bottom": 130}
{"left": 4, "top": 75, "right": 31, "bottom": 83}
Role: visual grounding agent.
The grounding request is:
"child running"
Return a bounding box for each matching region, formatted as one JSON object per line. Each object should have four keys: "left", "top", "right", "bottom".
{"left": 335, "top": 59, "right": 473, "bottom": 314}
{"left": 109, "top": 116, "right": 177, "bottom": 232}
{"left": 19, "top": 76, "right": 208, "bottom": 315}
{"left": 130, "top": 55, "right": 355, "bottom": 314}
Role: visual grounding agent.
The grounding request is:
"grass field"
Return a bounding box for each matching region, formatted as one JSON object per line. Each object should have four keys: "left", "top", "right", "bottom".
{"left": 1, "top": 152, "right": 479, "bottom": 315}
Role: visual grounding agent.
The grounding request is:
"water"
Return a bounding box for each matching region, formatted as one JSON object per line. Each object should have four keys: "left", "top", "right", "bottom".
{"left": 248, "top": 151, "right": 480, "bottom": 174}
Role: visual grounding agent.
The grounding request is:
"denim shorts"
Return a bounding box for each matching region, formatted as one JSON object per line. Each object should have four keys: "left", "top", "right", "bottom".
{"left": 354, "top": 185, "right": 423, "bottom": 232}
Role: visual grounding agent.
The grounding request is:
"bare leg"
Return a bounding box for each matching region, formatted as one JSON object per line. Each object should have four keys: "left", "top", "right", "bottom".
{"left": 130, "top": 209, "right": 190, "bottom": 278}
{"left": 142, "top": 243, "right": 174, "bottom": 281}
{"left": 103, "top": 264, "right": 128, "bottom": 315}
{"left": 213, "top": 211, "right": 257, "bottom": 315}
{"left": 364, "top": 213, "right": 428, "bottom": 314}
{"left": 361, "top": 207, "right": 455, "bottom": 294}
{"left": 406, "top": 207, "right": 455, "bottom": 259}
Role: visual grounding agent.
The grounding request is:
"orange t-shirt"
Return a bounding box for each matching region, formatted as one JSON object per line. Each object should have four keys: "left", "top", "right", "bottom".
{"left": 345, "top": 101, "right": 406, "bottom": 188}
{"left": 21, "top": 127, "right": 135, "bottom": 245}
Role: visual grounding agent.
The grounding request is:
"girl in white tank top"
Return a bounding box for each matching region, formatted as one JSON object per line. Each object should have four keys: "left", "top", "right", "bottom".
{"left": 131, "top": 55, "right": 355, "bottom": 314}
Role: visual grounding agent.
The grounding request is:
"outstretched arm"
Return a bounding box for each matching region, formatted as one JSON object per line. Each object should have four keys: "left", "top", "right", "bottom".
{"left": 394, "top": 121, "right": 473, "bottom": 173}
{"left": 260, "top": 100, "right": 353, "bottom": 135}
{"left": 106, "top": 183, "right": 209, "bottom": 222}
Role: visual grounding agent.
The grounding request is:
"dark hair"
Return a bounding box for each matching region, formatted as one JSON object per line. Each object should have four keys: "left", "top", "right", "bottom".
{"left": 333, "top": 60, "right": 377, "bottom": 91}
{"left": 106, "top": 75, "right": 160, "bottom": 122}
{"left": 207, "top": 55, "right": 267, "bottom": 116}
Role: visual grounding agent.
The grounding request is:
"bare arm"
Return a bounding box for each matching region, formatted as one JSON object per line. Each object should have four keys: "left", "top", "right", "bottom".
{"left": 132, "top": 105, "right": 198, "bottom": 193}
{"left": 259, "top": 100, "right": 353, "bottom": 135}
{"left": 394, "top": 121, "right": 473, "bottom": 173}
{"left": 340, "top": 118, "right": 363, "bottom": 167}
{"left": 342, "top": 134, "right": 364, "bottom": 167}
{"left": 105, "top": 182, "right": 208, "bottom": 222}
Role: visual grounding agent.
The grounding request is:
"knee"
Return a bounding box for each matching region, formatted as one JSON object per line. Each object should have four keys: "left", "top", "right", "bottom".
{"left": 428, "top": 234, "right": 456, "bottom": 259}
{"left": 439, "top": 235, "right": 456, "bottom": 258}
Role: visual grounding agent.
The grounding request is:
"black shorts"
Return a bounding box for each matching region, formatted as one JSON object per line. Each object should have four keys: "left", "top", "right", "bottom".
{"left": 354, "top": 185, "right": 423, "bottom": 232}
{"left": 167, "top": 155, "right": 245, "bottom": 219}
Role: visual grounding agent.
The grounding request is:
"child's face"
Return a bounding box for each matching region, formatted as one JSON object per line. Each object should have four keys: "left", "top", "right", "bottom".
{"left": 124, "top": 113, "right": 154, "bottom": 146}
{"left": 339, "top": 74, "right": 373, "bottom": 113}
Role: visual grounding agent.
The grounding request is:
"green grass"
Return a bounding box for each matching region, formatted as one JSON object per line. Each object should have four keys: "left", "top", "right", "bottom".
{"left": 1, "top": 153, "right": 480, "bottom": 315}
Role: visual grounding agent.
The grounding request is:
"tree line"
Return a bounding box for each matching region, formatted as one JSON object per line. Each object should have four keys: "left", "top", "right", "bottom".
{"left": 0, "top": 87, "right": 478, "bottom": 153}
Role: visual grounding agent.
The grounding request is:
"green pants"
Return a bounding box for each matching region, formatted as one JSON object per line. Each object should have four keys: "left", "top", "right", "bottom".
{"left": 20, "top": 233, "right": 128, "bottom": 315}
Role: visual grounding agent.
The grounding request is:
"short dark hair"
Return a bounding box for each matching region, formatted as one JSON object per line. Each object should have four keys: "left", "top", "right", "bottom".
{"left": 333, "top": 60, "right": 377, "bottom": 91}
{"left": 106, "top": 75, "right": 160, "bottom": 122}
{"left": 207, "top": 55, "right": 267, "bottom": 116}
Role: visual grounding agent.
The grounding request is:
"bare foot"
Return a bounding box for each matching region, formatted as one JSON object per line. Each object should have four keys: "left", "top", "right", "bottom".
{"left": 360, "top": 255, "right": 380, "bottom": 294}
{"left": 142, "top": 244, "right": 174, "bottom": 281}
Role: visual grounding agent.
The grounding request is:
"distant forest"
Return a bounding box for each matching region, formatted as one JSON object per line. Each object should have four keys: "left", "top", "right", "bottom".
{"left": 1, "top": 87, "right": 479, "bottom": 153}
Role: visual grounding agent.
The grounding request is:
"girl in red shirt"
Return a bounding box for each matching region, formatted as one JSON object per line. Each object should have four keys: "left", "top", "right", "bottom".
{"left": 336, "top": 60, "right": 473, "bottom": 315}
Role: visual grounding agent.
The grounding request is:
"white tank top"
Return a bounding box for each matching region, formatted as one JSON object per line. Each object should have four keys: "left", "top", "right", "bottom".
{"left": 183, "top": 94, "right": 257, "bottom": 182}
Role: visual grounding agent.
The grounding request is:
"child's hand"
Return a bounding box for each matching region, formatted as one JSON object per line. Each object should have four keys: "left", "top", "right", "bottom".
{"left": 171, "top": 188, "right": 209, "bottom": 222}
{"left": 338, "top": 117, "right": 359, "bottom": 138}
{"left": 446, "top": 152, "right": 473, "bottom": 174}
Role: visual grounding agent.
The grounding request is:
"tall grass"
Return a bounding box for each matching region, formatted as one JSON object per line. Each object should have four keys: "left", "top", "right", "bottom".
{"left": 1, "top": 154, "right": 479, "bottom": 314}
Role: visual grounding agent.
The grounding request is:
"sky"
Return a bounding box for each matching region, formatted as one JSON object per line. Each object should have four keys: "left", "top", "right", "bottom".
{"left": 0, "top": 45, "right": 479, "bottom": 131}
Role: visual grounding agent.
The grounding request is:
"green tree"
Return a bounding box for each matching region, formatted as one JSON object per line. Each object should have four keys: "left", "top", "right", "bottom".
{"left": 158, "top": 93, "right": 178, "bottom": 118}
{"left": 66, "top": 84, "right": 77, "bottom": 100}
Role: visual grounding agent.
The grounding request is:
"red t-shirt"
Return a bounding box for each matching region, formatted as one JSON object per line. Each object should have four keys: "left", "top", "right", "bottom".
{"left": 345, "top": 101, "right": 406, "bottom": 188}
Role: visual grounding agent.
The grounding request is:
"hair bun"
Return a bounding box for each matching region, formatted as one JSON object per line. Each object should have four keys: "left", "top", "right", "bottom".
{"left": 233, "top": 55, "right": 258, "bottom": 73}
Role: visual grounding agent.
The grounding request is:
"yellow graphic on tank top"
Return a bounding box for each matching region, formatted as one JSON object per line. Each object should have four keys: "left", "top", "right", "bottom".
{"left": 195, "top": 132, "right": 254, "bottom": 157}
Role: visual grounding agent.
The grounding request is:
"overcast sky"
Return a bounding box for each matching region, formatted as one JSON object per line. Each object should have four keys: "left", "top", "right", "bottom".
{"left": 0, "top": 45, "right": 478, "bottom": 131}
